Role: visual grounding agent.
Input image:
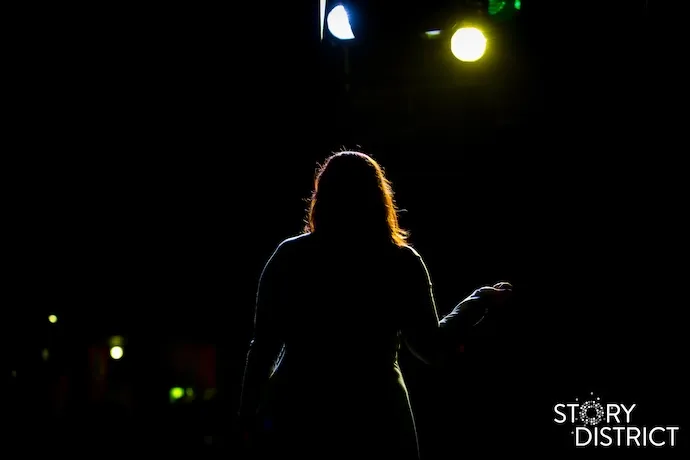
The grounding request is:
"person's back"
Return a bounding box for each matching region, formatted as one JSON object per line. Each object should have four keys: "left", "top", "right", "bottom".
{"left": 256, "top": 232, "right": 424, "bottom": 458}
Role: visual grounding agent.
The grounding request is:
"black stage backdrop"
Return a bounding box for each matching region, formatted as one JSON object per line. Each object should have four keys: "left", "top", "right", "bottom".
{"left": 6, "top": 1, "right": 687, "bottom": 456}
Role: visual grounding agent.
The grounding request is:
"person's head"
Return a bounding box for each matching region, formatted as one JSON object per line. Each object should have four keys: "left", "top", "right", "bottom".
{"left": 304, "top": 151, "right": 408, "bottom": 246}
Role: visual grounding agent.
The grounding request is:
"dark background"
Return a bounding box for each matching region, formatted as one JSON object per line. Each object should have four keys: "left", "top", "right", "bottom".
{"left": 6, "top": 0, "right": 687, "bottom": 456}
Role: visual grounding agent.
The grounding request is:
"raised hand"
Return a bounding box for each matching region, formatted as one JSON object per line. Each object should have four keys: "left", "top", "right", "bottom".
{"left": 493, "top": 281, "right": 512, "bottom": 291}
{"left": 468, "top": 281, "right": 512, "bottom": 308}
{"left": 440, "top": 281, "right": 513, "bottom": 330}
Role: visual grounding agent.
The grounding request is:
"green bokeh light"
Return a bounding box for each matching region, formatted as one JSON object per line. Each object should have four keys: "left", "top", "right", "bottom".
{"left": 488, "top": 0, "right": 506, "bottom": 15}
{"left": 170, "top": 387, "right": 184, "bottom": 402}
{"left": 488, "top": 0, "right": 521, "bottom": 16}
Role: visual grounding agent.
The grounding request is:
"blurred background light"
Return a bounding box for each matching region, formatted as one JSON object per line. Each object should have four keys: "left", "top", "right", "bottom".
{"left": 109, "top": 346, "right": 124, "bottom": 360}
{"left": 489, "top": 0, "right": 521, "bottom": 15}
{"left": 108, "top": 336, "right": 125, "bottom": 360}
{"left": 170, "top": 387, "right": 184, "bottom": 400}
{"left": 48, "top": 314, "right": 58, "bottom": 324}
{"left": 489, "top": 0, "right": 507, "bottom": 15}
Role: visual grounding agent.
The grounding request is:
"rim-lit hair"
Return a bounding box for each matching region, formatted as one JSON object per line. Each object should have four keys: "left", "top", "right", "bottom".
{"left": 304, "top": 151, "right": 408, "bottom": 246}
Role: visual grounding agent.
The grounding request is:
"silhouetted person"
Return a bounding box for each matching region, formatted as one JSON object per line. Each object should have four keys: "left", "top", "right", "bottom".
{"left": 239, "top": 151, "right": 511, "bottom": 459}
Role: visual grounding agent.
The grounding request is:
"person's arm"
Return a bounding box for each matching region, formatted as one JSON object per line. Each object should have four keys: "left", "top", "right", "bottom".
{"left": 439, "top": 288, "right": 493, "bottom": 334}
{"left": 238, "top": 243, "right": 286, "bottom": 423}
{"left": 400, "top": 247, "right": 443, "bottom": 365}
{"left": 401, "top": 247, "right": 510, "bottom": 365}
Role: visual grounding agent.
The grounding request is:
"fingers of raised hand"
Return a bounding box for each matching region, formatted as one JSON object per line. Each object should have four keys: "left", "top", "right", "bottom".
{"left": 493, "top": 281, "right": 512, "bottom": 291}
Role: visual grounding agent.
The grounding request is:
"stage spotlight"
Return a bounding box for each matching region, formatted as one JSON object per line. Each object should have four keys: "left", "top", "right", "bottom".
{"left": 327, "top": 5, "right": 354, "bottom": 40}
{"left": 450, "top": 27, "right": 487, "bottom": 62}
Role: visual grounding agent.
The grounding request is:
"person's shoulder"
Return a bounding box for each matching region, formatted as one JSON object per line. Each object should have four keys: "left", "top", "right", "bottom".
{"left": 263, "top": 234, "right": 311, "bottom": 271}
{"left": 278, "top": 232, "right": 311, "bottom": 248}
{"left": 386, "top": 244, "right": 423, "bottom": 269}
{"left": 399, "top": 244, "right": 423, "bottom": 261}
{"left": 397, "top": 244, "right": 432, "bottom": 278}
{"left": 273, "top": 232, "right": 313, "bottom": 256}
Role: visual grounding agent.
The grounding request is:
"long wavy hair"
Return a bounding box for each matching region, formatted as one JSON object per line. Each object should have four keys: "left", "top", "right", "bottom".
{"left": 303, "top": 151, "right": 408, "bottom": 246}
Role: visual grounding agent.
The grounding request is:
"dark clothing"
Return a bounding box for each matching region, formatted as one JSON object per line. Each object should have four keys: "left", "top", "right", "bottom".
{"left": 239, "top": 233, "right": 487, "bottom": 458}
